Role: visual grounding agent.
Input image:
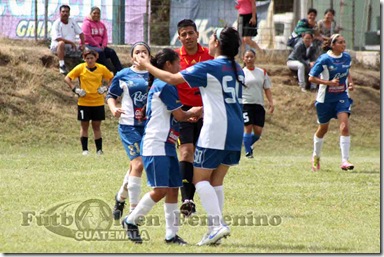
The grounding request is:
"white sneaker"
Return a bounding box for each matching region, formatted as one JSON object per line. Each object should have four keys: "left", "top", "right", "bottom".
{"left": 197, "top": 226, "right": 230, "bottom": 246}
{"left": 96, "top": 150, "right": 104, "bottom": 155}
{"left": 82, "top": 150, "right": 89, "bottom": 156}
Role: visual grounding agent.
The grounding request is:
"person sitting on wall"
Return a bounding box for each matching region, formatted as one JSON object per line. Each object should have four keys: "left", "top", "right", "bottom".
{"left": 50, "top": 4, "right": 85, "bottom": 75}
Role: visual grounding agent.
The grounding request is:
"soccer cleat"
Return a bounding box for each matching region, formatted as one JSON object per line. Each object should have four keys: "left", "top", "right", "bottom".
{"left": 245, "top": 151, "right": 254, "bottom": 159}
{"left": 197, "top": 225, "right": 230, "bottom": 246}
{"left": 312, "top": 156, "right": 320, "bottom": 171}
{"left": 82, "top": 150, "right": 89, "bottom": 156}
{"left": 96, "top": 150, "right": 104, "bottom": 155}
{"left": 165, "top": 235, "right": 187, "bottom": 245}
{"left": 341, "top": 161, "right": 354, "bottom": 171}
{"left": 180, "top": 200, "right": 196, "bottom": 217}
{"left": 122, "top": 220, "right": 142, "bottom": 244}
{"left": 113, "top": 195, "right": 125, "bottom": 220}
{"left": 59, "top": 65, "right": 68, "bottom": 75}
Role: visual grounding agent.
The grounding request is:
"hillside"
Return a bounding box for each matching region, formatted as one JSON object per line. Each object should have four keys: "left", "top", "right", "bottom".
{"left": 0, "top": 38, "right": 380, "bottom": 151}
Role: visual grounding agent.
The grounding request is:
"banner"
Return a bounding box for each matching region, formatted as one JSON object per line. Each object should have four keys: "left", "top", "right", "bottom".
{"left": 169, "top": 0, "right": 271, "bottom": 46}
{"left": 0, "top": 0, "right": 146, "bottom": 44}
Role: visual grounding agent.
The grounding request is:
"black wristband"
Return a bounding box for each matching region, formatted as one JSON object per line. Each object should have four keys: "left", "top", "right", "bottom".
{"left": 72, "top": 87, "right": 76, "bottom": 93}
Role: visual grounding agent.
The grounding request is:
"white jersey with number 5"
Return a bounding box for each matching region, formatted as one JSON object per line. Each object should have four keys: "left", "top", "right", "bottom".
{"left": 180, "top": 56, "right": 244, "bottom": 151}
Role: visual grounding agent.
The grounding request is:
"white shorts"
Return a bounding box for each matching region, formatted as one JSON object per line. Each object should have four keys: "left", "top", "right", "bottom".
{"left": 50, "top": 44, "right": 82, "bottom": 57}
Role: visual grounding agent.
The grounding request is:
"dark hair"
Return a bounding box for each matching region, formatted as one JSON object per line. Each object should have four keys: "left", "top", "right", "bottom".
{"left": 90, "top": 6, "right": 100, "bottom": 13}
{"left": 242, "top": 49, "right": 256, "bottom": 69}
{"left": 59, "top": 5, "right": 70, "bottom": 11}
{"left": 148, "top": 48, "right": 180, "bottom": 88}
{"left": 307, "top": 8, "right": 317, "bottom": 16}
{"left": 83, "top": 48, "right": 98, "bottom": 58}
{"left": 214, "top": 26, "right": 244, "bottom": 88}
{"left": 324, "top": 8, "right": 335, "bottom": 16}
{"left": 177, "top": 19, "right": 197, "bottom": 34}
{"left": 303, "top": 31, "right": 314, "bottom": 38}
{"left": 130, "top": 41, "right": 151, "bottom": 57}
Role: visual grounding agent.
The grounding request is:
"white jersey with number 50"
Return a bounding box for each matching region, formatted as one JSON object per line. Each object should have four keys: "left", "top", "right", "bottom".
{"left": 180, "top": 56, "right": 244, "bottom": 151}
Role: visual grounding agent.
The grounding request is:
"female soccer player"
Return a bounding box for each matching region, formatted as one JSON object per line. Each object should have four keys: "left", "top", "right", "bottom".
{"left": 309, "top": 34, "right": 355, "bottom": 171}
{"left": 135, "top": 26, "right": 244, "bottom": 246}
{"left": 242, "top": 49, "right": 274, "bottom": 158}
{"left": 106, "top": 42, "right": 151, "bottom": 220}
{"left": 122, "top": 48, "right": 202, "bottom": 244}
{"left": 64, "top": 48, "right": 113, "bottom": 155}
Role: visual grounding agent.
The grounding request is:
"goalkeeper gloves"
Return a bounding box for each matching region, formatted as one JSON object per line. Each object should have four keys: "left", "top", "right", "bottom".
{"left": 72, "top": 87, "right": 86, "bottom": 97}
{"left": 97, "top": 86, "right": 108, "bottom": 94}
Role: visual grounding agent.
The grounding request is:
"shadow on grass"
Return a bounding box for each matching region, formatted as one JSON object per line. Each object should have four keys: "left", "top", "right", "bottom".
{"left": 225, "top": 242, "right": 352, "bottom": 252}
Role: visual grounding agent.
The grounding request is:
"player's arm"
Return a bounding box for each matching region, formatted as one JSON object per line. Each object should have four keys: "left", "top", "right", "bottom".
{"left": 309, "top": 76, "right": 339, "bottom": 87}
{"left": 250, "top": 0, "right": 256, "bottom": 25}
{"left": 172, "top": 106, "right": 203, "bottom": 122}
{"left": 264, "top": 88, "right": 274, "bottom": 114}
{"left": 347, "top": 73, "right": 354, "bottom": 91}
{"left": 135, "top": 54, "right": 185, "bottom": 85}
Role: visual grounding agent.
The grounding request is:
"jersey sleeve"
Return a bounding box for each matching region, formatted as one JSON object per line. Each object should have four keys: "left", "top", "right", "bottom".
{"left": 107, "top": 71, "right": 124, "bottom": 98}
{"left": 50, "top": 20, "right": 61, "bottom": 40}
{"left": 67, "top": 64, "right": 82, "bottom": 80}
{"left": 72, "top": 19, "right": 83, "bottom": 35}
{"left": 159, "top": 84, "right": 182, "bottom": 111}
{"left": 309, "top": 55, "right": 325, "bottom": 77}
{"left": 179, "top": 62, "right": 208, "bottom": 88}
{"left": 263, "top": 70, "right": 272, "bottom": 89}
{"left": 101, "top": 66, "right": 114, "bottom": 81}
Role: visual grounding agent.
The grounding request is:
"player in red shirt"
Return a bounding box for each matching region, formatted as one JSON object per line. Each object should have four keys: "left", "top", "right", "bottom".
{"left": 174, "top": 19, "right": 213, "bottom": 217}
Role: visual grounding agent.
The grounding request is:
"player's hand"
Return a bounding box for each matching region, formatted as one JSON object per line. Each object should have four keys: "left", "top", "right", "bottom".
{"left": 134, "top": 52, "right": 150, "bottom": 69}
{"left": 328, "top": 78, "right": 339, "bottom": 87}
{"left": 97, "top": 86, "right": 108, "bottom": 94}
{"left": 268, "top": 104, "right": 274, "bottom": 114}
{"left": 73, "top": 87, "right": 86, "bottom": 97}
{"left": 348, "top": 82, "right": 354, "bottom": 91}
{"left": 187, "top": 106, "right": 203, "bottom": 122}
{"left": 111, "top": 107, "right": 125, "bottom": 118}
{"left": 249, "top": 17, "right": 256, "bottom": 26}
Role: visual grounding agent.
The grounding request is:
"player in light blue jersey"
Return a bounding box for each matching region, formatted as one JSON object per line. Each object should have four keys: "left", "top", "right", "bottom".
{"left": 135, "top": 26, "right": 244, "bottom": 246}
{"left": 308, "top": 34, "right": 355, "bottom": 171}
{"left": 106, "top": 42, "right": 151, "bottom": 221}
{"left": 122, "top": 48, "right": 202, "bottom": 245}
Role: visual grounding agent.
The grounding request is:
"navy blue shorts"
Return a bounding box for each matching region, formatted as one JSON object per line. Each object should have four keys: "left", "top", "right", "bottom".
{"left": 193, "top": 146, "right": 241, "bottom": 169}
{"left": 142, "top": 155, "right": 182, "bottom": 188}
{"left": 315, "top": 98, "right": 353, "bottom": 124}
{"left": 118, "top": 124, "right": 144, "bottom": 160}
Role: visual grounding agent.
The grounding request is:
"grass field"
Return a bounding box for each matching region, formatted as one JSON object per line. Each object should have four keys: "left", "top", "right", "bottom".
{"left": 0, "top": 134, "right": 380, "bottom": 253}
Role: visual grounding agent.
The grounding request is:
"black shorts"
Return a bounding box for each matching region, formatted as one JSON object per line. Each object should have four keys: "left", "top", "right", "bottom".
{"left": 77, "top": 105, "right": 105, "bottom": 121}
{"left": 238, "top": 13, "right": 258, "bottom": 37}
{"left": 243, "top": 104, "right": 265, "bottom": 127}
{"left": 178, "top": 105, "right": 203, "bottom": 145}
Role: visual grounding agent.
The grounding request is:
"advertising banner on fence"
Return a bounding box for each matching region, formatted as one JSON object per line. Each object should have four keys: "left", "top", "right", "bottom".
{"left": 169, "top": 0, "right": 270, "bottom": 46}
{"left": 0, "top": 0, "right": 146, "bottom": 44}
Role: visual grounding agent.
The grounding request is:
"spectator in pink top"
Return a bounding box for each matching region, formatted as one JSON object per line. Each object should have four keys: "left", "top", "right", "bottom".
{"left": 82, "top": 6, "right": 122, "bottom": 73}
{"left": 235, "top": 0, "right": 263, "bottom": 54}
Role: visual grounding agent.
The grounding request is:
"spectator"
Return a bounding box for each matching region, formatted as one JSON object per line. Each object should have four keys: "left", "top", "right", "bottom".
{"left": 287, "top": 32, "right": 317, "bottom": 92}
{"left": 174, "top": 19, "right": 213, "bottom": 218}
{"left": 242, "top": 49, "right": 274, "bottom": 158}
{"left": 287, "top": 8, "right": 319, "bottom": 48}
{"left": 318, "top": 8, "right": 340, "bottom": 42}
{"left": 50, "top": 4, "right": 85, "bottom": 75}
{"left": 82, "top": 6, "right": 122, "bottom": 74}
{"left": 64, "top": 49, "right": 114, "bottom": 155}
{"left": 308, "top": 34, "right": 355, "bottom": 171}
{"left": 235, "top": 0, "right": 263, "bottom": 54}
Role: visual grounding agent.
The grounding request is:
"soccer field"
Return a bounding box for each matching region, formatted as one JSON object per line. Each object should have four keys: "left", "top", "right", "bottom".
{"left": 0, "top": 141, "right": 379, "bottom": 253}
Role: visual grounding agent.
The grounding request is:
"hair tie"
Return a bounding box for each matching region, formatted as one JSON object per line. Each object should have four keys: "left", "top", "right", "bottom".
{"left": 215, "top": 28, "right": 224, "bottom": 41}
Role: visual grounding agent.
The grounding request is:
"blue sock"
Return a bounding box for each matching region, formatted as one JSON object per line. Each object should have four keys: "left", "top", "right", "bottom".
{"left": 243, "top": 133, "right": 253, "bottom": 153}
{"left": 251, "top": 134, "right": 260, "bottom": 145}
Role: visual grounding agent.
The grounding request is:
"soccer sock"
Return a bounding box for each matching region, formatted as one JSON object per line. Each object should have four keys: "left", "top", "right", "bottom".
{"left": 195, "top": 181, "right": 222, "bottom": 228}
{"left": 243, "top": 133, "right": 253, "bottom": 153}
{"left": 80, "top": 137, "right": 88, "bottom": 151}
{"left": 251, "top": 134, "right": 260, "bottom": 145}
{"left": 126, "top": 192, "right": 156, "bottom": 225}
{"left": 213, "top": 185, "right": 224, "bottom": 213}
{"left": 128, "top": 176, "right": 142, "bottom": 211}
{"left": 164, "top": 203, "right": 179, "bottom": 240}
{"left": 180, "top": 161, "right": 194, "bottom": 201}
{"left": 340, "top": 136, "right": 351, "bottom": 162}
{"left": 117, "top": 171, "right": 130, "bottom": 201}
{"left": 95, "top": 138, "right": 102, "bottom": 151}
{"left": 313, "top": 134, "right": 324, "bottom": 157}
{"left": 59, "top": 60, "right": 65, "bottom": 66}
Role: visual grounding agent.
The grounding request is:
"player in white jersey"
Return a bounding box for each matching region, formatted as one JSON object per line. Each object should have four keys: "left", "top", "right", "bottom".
{"left": 122, "top": 48, "right": 202, "bottom": 244}
{"left": 106, "top": 42, "right": 151, "bottom": 221}
{"left": 308, "top": 34, "right": 355, "bottom": 171}
{"left": 135, "top": 26, "right": 244, "bottom": 246}
{"left": 242, "top": 49, "right": 274, "bottom": 158}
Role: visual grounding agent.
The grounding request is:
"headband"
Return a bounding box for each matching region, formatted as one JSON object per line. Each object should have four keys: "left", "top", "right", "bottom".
{"left": 330, "top": 34, "right": 340, "bottom": 46}
{"left": 130, "top": 41, "right": 151, "bottom": 57}
{"left": 215, "top": 28, "right": 224, "bottom": 41}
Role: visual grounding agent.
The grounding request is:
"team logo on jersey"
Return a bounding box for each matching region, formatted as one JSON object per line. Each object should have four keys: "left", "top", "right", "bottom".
{"left": 329, "top": 65, "right": 336, "bottom": 71}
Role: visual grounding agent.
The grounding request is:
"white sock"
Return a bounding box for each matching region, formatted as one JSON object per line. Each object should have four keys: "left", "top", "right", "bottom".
{"left": 117, "top": 171, "right": 130, "bottom": 202}
{"left": 213, "top": 186, "right": 224, "bottom": 213}
{"left": 59, "top": 60, "right": 65, "bottom": 66}
{"left": 340, "top": 136, "right": 351, "bottom": 162}
{"left": 126, "top": 192, "right": 156, "bottom": 225}
{"left": 164, "top": 203, "right": 179, "bottom": 240}
{"left": 195, "top": 181, "right": 222, "bottom": 228}
{"left": 128, "top": 176, "right": 142, "bottom": 211}
{"left": 313, "top": 135, "right": 324, "bottom": 157}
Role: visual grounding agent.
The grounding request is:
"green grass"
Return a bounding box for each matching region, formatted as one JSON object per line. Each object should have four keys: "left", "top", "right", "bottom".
{"left": 0, "top": 140, "right": 380, "bottom": 253}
